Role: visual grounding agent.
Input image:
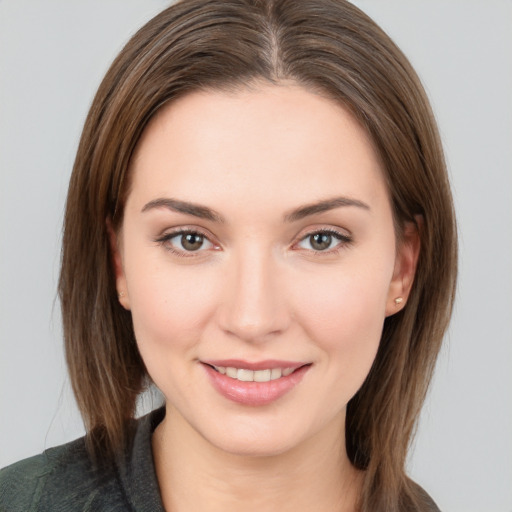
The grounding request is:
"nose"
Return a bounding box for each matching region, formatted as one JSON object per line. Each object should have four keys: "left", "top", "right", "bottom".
{"left": 217, "top": 245, "right": 290, "bottom": 343}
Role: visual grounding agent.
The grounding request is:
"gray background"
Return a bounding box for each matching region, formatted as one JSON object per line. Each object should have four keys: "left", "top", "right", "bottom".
{"left": 1, "top": 1, "right": 511, "bottom": 511}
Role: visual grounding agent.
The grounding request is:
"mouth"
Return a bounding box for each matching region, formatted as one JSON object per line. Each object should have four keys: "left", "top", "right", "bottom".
{"left": 201, "top": 360, "right": 311, "bottom": 406}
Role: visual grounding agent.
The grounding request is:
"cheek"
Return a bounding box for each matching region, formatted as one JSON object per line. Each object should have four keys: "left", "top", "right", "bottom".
{"left": 293, "top": 260, "right": 393, "bottom": 373}
{"left": 124, "top": 252, "right": 218, "bottom": 360}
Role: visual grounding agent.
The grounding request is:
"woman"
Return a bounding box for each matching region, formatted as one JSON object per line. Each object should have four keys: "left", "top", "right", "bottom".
{"left": 0, "top": 0, "right": 457, "bottom": 511}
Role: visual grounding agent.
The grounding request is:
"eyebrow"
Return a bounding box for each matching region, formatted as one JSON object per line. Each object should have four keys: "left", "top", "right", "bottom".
{"left": 141, "top": 195, "right": 370, "bottom": 223}
{"left": 284, "top": 196, "right": 370, "bottom": 222}
{"left": 141, "top": 198, "right": 225, "bottom": 223}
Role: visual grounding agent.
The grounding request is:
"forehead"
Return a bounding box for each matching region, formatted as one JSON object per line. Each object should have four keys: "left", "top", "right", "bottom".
{"left": 126, "top": 83, "right": 389, "bottom": 216}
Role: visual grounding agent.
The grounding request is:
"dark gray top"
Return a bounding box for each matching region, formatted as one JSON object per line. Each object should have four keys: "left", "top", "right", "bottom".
{"left": 0, "top": 407, "right": 440, "bottom": 511}
{"left": 0, "top": 408, "right": 166, "bottom": 512}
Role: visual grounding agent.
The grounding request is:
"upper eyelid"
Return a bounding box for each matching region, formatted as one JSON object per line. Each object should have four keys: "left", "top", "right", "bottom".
{"left": 295, "top": 226, "right": 352, "bottom": 241}
{"left": 156, "top": 225, "right": 215, "bottom": 240}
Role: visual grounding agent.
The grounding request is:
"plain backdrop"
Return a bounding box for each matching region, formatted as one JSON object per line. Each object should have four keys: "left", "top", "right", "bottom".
{"left": 1, "top": 1, "right": 511, "bottom": 511}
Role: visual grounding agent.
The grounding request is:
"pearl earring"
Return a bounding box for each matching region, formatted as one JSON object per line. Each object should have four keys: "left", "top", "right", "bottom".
{"left": 394, "top": 297, "right": 403, "bottom": 305}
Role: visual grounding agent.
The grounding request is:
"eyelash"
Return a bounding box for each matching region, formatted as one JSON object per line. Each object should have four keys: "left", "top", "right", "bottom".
{"left": 295, "top": 228, "right": 352, "bottom": 255}
{"left": 154, "top": 227, "right": 352, "bottom": 257}
{"left": 154, "top": 228, "right": 216, "bottom": 258}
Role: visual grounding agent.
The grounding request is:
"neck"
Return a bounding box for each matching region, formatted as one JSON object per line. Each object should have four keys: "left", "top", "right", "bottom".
{"left": 152, "top": 406, "right": 362, "bottom": 512}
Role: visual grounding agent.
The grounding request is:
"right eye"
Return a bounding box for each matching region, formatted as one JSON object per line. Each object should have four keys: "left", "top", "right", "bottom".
{"left": 156, "top": 230, "right": 216, "bottom": 256}
{"left": 294, "top": 228, "right": 352, "bottom": 254}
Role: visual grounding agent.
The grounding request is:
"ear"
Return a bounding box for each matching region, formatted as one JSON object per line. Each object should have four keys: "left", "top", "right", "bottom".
{"left": 385, "top": 217, "right": 421, "bottom": 317}
{"left": 106, "top": 217, "right": 130, "bottom": 310}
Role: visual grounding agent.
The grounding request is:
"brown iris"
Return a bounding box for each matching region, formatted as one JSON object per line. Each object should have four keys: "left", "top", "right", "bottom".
{"left": 181, "top": 233, "right": 204, "bottom": 251}
{"left": 309, "top": 233, "right": 332, "bottom": 251}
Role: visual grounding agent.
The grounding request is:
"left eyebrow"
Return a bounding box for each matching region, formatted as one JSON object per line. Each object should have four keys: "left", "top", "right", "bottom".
{"left": 284, "top": 196, "right": 370, "bottom": 222}
{"left": 141, "top": 198, "right": 225, "bottom": 223}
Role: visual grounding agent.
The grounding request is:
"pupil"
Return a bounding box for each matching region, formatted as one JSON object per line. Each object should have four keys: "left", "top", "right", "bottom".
{"left": 311, "top": 233, "right": 331, "bottom": 251}
{"left": 182, "top": 233, "right": 203, "bottom": 251}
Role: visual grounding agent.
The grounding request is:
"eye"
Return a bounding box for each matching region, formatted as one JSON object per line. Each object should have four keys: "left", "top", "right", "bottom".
{"left": 156, "top": 230, "right": 216, "bottom": 255}
{"left": 296, "top": 229, "right": 351, "bottom": 252}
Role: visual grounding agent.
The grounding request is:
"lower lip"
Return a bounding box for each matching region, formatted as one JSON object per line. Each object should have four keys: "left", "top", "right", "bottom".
{"left": 202, "top": 364, "right": 310, "bottom": 406}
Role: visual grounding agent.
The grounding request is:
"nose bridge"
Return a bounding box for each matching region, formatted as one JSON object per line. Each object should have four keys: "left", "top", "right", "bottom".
{"left": 219, "top": 241, "right": 288, "bottom": 342}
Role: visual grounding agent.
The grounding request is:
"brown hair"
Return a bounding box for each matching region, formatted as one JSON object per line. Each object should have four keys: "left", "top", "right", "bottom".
{"left": 59, "top": 0, "right": 457, "bottom": 510}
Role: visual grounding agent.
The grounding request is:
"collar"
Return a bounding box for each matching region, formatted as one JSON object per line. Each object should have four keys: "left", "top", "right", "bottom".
{"left": 116, "top": 406, "right": 166, "bottom": 512}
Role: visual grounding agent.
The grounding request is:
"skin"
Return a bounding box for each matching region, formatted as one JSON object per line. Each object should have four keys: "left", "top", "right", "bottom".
{"left": 110, "top": 82, "right": 419, "bottom": 512}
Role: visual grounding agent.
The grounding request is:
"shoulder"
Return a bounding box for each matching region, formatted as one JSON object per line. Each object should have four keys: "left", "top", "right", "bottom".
{"left": 407, "top": 478, "right": 442, "bottom": 512}
{"left": 0, "top": 437, "right": 127, "bottom": 511}
{"left": 0, "top": 408, "right": 165, "bottom": 512}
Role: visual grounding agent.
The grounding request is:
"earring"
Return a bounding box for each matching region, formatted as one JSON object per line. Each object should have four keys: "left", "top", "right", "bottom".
{"left": 118, "top": 291, "right": 125, "bottom": 299}
{"left": 394, "top": 297, "right": 403, "bottom": 305}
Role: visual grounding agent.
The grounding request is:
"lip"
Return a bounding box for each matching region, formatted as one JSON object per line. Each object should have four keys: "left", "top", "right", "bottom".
{"left": 201, "top": 360, "right": 311, "bottom": 406}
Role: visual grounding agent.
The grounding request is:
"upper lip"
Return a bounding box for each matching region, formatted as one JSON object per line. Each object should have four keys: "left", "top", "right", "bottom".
{"left": 202, "top": 359, "right": 308, "bottom": 371}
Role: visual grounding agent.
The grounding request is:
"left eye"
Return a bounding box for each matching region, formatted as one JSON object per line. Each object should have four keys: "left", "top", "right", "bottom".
{"left": 297, "top": 231, "right": 349, "bottom": 252}
{"left": 165, "top": 232, "right": 214, "bottom": 252}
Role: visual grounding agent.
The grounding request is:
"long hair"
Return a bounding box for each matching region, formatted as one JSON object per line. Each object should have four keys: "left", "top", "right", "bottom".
{"left": 59, "top": 1, "right": 457, "bottom": 510}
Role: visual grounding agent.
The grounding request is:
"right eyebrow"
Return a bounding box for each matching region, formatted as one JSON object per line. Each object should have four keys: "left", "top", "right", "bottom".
{"left": 283, "top": 196, "right": 370, "bottom": 223}
{"left": 141, "top": 198, "right": 225, "bottom": 223}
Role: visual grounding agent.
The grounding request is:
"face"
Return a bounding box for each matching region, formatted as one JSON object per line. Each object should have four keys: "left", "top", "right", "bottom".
{"left": 112, "top": 83, "right": 418, "bottom": 457}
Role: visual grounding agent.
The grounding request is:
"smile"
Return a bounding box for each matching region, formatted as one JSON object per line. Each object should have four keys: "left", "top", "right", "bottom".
{"left": 202, "top": 360, "right": 311, "bottom": 406}
{"left": 211, "top": 366, "right": 296, "bottom": 382}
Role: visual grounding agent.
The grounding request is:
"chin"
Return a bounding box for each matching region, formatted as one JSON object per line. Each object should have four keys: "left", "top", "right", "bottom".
{"left": 207, "top": 430, "right": 304, "bottom": 458}
{"left": 196, "top": 408, "right": 339, "bottom": 459}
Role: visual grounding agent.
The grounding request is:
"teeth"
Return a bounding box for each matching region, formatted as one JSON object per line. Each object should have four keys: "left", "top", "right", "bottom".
{"left": 254, "top": 369, "right": 271, "bottom": 382}
{"left": 271, "top": 368, "right": 282, "bottom": 380}
{"left": 226, "top": 367, "right": 237, "bottom": 378}
{"left": 237, "top": 369, "right": 254, "bottom": 382}
{"left": 213, "top": 365, "right": 296, "bottom": 382}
